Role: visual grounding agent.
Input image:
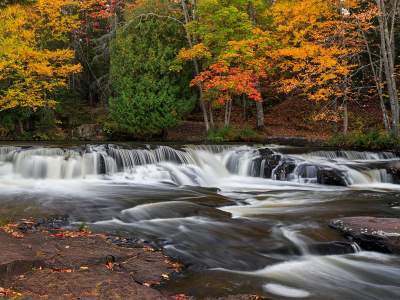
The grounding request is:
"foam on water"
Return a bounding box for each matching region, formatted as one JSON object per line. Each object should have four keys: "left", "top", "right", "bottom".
{"left": 215, "top": 252, "right": 400, "bottom": 300}
{"left": 1, "top": 144, "right": 399, "bottom": 190}
{"left": 263, "top": 283, "right": 311, "bottom": 298}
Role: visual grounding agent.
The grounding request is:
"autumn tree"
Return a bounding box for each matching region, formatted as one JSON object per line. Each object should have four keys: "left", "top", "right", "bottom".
{"left": 0, "top": 0, "right": 81, "bottom": 133}
{"left": 268, "top": 0, "right": 363, "bottom": 132}
{"left": 177, "top": 0, "right": 271, "bottom": 128}
{"left": 73, "top": 0, "right": 126, "bottom": 107}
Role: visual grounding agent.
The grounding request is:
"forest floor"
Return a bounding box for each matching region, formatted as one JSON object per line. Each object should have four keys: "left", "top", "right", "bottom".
{"left": 167, "top": 97, "right": 383, "bottom": 144}
{"left": 0, "top": 218, "right": 264, "bottom": 300}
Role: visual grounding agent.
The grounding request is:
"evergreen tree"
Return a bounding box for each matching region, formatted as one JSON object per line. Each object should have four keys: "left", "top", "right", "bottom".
{"left": 109, "top": 1, "right": 196, "bottom": 136}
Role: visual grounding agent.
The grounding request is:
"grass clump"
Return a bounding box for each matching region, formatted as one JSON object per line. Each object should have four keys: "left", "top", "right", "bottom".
{"left": 207, "top": 126, "right": 262, "bottom": 142}
{"left": 328, "top": 131, "right": 400, "bottom": 150}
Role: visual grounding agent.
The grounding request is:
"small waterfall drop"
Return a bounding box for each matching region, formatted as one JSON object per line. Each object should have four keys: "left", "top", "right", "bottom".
{"left": 0, "top": 144, "right": 399, "bottom": 187}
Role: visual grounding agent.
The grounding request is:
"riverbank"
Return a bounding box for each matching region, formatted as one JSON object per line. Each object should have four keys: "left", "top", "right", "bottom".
{"left": 0, "top": 218, "right": 179, "bottom": 299}
{"left": 0, "top": 218, "right": 264, "bottom": 300}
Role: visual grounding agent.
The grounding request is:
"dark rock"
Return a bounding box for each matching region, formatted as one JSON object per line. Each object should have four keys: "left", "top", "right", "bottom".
{"left": 254, "top": 148, "right": 282, "bottom": 179}
{"left": 258, "top": 148, "right": 274, "bottom": 157}
{"left": 273, "top": 158, "right": 296, "bottom": 181}
{"left": 316, "top": 168, "right": 348, "bottom": 186}
{"left": 329, "top": 217, "right": 400, "bottom": 254}
{"left": 267, "top": 241, "right": 356, "bottom": 256}
{"left": 387, "top": 162, "right": 400, "bottom": 184}
{"left": 294, "top": 164, "right": 348, "bottom": 186}
{"left": 307, "top": 241, "right": 357, "bottom": 255}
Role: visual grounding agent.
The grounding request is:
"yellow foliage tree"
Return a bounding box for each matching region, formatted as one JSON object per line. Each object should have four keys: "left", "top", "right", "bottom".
{"left": 269, "top": 0, "right": 359, "bottom": 109}
{"left": 0, "top": 0, "right": 81, "bottom": 112}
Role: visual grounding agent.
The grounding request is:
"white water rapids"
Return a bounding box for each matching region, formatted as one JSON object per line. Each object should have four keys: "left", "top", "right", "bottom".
{"left": 1, "top": 144, "right": 400, "bottom": 299}
{"left": 0, "top": 144, "right": 399, "bottom": 186}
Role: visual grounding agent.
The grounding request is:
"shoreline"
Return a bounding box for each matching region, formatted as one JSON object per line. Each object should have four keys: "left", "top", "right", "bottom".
{"left": 1, "top": 137, "right": 399, "bottom": 152}
{"left": 0, "top": 217, "right": 264, "bottom": 300}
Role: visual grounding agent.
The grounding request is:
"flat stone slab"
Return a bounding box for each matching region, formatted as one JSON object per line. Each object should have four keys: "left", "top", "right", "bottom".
{"left": 0, "top": 223, "right": 178, "bottom": 299}
{"left": 0, "top": 218, "right": 266, "bottom": 300}
{"left": 330, "top": 217, "right": 400, "bottom": 254}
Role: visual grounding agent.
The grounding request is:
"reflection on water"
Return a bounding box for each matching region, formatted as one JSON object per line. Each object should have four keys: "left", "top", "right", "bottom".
{"left": 0, "top": 144, "right": 400, "bottom": 299}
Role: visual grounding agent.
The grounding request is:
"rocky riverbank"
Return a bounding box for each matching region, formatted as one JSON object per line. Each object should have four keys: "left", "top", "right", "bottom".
{"left": 0, "top": 218, "right": 182, "bottom": 299}
{"left": 330, "top": 217, "right": 400, "bottom": 254}
{"left": 0, "top": 218, "right": 264, "bottom": 300}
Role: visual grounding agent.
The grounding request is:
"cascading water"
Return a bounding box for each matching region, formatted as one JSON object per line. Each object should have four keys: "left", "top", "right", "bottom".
{"left": 1, "top": 144, "right": 399, "bottom": 186}
{"left": 1, "top": 143, "right": 400, "bottom": 299}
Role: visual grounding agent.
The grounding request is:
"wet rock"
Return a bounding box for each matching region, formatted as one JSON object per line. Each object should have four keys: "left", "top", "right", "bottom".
{"left": 273, "top": 158, "right": 296, "bottom": 181}
{"left": 316, "top": 168, "right": 348, "bottom": 186}
{"left": 307, "top": 241, "right": 356, "bottom": 255}
{"left": 294, "top": 164, "right": 348, "bottom": 186}
{"left": 329, "top": 217, "right": 400, "bottom": 254}
{"left": 258, "top": 148, "right": 275, "bottom": 157}
{"left": 253, "top": 148, "right": 282, "bottom": 179}
{"left": 0, "top": 224, "right": 178, "bottom": 299}
{"left": 387, "top": 162, "right": 400, "bottom": 184}
{"left": 267, "top": 241, "right": 356, "bottom": 256}
{"left": 120, "top": 201, "right": 231, "bottom": 222}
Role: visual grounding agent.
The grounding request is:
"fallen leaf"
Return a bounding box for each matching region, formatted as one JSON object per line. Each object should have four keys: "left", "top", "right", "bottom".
{"left": 161, "top": 273, "right": 169, "bottom": 280}
{"left": 142, "top": 280, "right": 160, "bottom": 287}
{"left": 11, "top": 231, "right": 24, "bottom": 238}
{"left": 105, "top": 262, "right": 114, "bottom": 270}
{"left": 143, "top": 282, "right": 152, "bottom": 287}
{"left": 165, "top": 259, "right": 183, "bottom": 272}
{"left": 1, "top": 224, "right": 25, "bottom": 238}
{"left": 172, "top": 294, "right": 192, "bottom": 300}
{"left": 143, "top": 246, "right": 155, "bottom": 252}
{"left": 0, "top": 287, "right": 22, "bottom": 297}
{"left": 51, "top": 268, "right": 73, "bottom": 273}
{"left": 80, "top": 266, "right": 89, "bottom": 270}
{"left": 50, "top": 230, "right": 93, "bottom": 239}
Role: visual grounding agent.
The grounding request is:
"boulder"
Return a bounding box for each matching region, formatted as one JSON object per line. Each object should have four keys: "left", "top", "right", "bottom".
{"left": 273, "top": 158, "right": 296, "bottom": 181}
{"left": 317, "top": 168, "right": 348, "bottom": 186}
{"left": 329, "top": 217, "right": 400, "bottom": 253}
{"left": 72, "top": 124, "right": 105, "bottom": 141}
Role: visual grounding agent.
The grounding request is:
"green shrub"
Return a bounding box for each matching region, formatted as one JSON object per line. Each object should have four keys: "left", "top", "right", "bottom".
{"left": 207, "top": 126, "right": 262, "bottom": 142}
{"left": 328, "top": 131, "right": 400, "bottom": 150}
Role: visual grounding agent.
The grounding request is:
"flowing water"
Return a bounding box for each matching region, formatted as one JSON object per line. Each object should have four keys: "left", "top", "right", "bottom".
{"left": 1, "top": 143, "right": 400, "bottom": 299}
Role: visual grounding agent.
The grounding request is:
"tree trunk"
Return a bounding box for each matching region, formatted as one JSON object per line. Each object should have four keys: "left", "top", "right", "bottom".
{"left": 209, "top": 102, "right": 214, "bottom": 129}
{"left": 242, "top": 95, "right": 247, "bottom": 120}
{"left": 249, "top": 4, "right": 265, "bottom": 130}
{"left": 224, "top": 100, "right": 232, "bottom": 127}
{"left": 181, "top": 0, "right": 209, "bottom": 132}
{"left": 360, "top": 25, "right": 391, "bottom": 132}
{"left": 343, "top": 101, "right": 348, "bottom": 135}
{"left": 256, "top": 101, "right": 264, "bottom": 130}
{"left": 17, "top": 119, "right": 24, "bottom": 135}
{"left": 376, "top": 0, "right": 399, "bottom": 137}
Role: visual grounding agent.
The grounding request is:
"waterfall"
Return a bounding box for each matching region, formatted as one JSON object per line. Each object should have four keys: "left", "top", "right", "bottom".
{"left": 0, "top": 144, "right": 399, "bottom": 187}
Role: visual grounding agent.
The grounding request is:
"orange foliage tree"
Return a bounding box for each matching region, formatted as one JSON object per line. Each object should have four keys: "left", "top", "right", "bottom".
{"left": 268, "top": 0, "right": 361, "bottom": 124}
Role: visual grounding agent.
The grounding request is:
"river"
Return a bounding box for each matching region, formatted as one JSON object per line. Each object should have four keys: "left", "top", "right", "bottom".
{"left": 0, "top": 144, "right": 400, "bottom": 299}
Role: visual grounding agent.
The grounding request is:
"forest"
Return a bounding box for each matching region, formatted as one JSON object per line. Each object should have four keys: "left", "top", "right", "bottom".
{"left": 0, "top": 0, "right": 400, "bottom": 146}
